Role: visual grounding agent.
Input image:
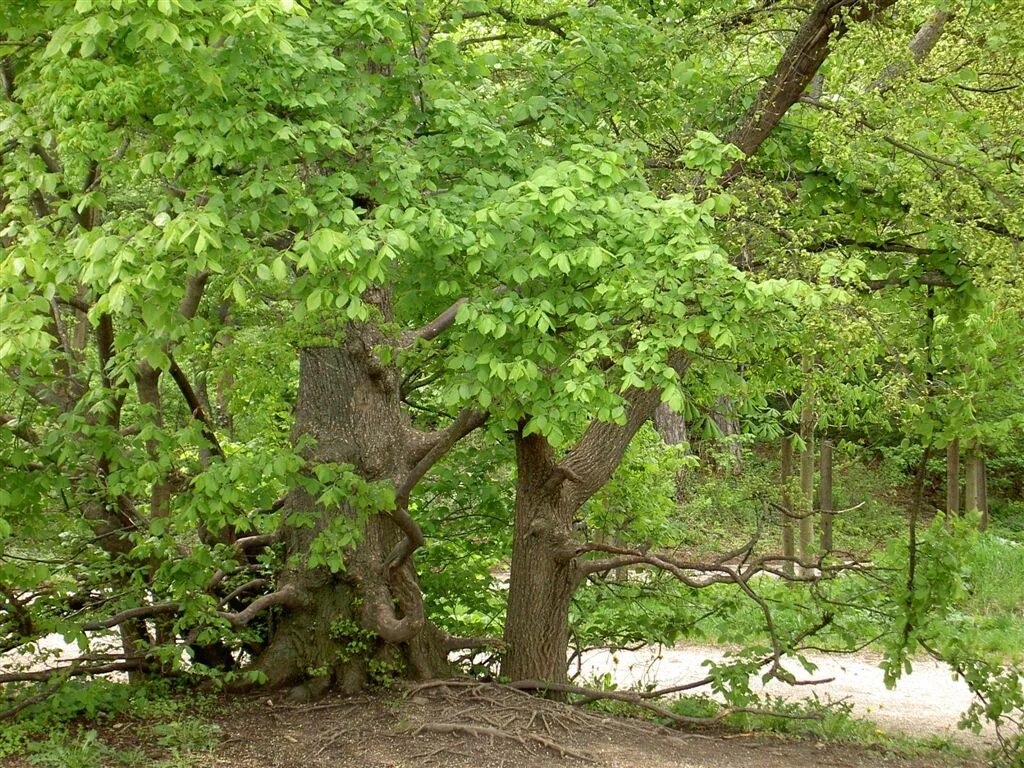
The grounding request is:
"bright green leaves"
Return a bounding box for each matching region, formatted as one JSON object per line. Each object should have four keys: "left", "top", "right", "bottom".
{"left": 423, "top": 140, "right": 789, "bottom": 443}
{"left": 678, "top": 131, "right": 744, "bottom": 179}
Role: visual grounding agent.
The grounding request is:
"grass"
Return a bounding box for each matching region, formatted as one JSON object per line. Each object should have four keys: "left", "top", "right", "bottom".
{"left": 20, "top": 712, "right": 221, "bottom": 768}
{"left": 580, "top": 687, "right": 978, "bottom": 764}
{"left": 960, "top": 534, "right": 1024, "bottom": 662}
{"left": 3, "top": 682, "right": 222, "bottom": 768}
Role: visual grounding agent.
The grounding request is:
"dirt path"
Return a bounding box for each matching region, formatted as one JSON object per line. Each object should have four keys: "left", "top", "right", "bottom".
{"left": 580, "top": 644, "right": 994, "bottom": 746}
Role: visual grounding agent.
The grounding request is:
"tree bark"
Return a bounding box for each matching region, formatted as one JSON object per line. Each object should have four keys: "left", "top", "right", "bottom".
{"left": 252, "top": 310, "right": 450, "bottom": 698}
{"left": 653, "top": 402, "right": 688, "bottom": 446}
{"left": 501, "top": 431, "right": 578, "bottom": 686}
{"left": 711, "top": 396, "right": 743, "bottom": 472}
{"left": 965, "top": 451, "right": 988, "bottom": 531}
{"left": 798, "top": 361, "right": 815, "bottom": 573}
{"left": 965, "top": 450, "right": 982, "bottom": 529}
{"left": 870, "top": 9, "right": 951, "bottom": 93}
{"left": 819, "top": 439, "right": 833, "bottom": 553}
{"left": 502, "top": 376, "right": 679, "bottom": 684}
{"left": 946, "top": 438, "right": 960, "bottom": 517}
{"left": 723, "top": 0, "right": 898, "bottom": 179}
{"left": 780, "top": 435, "right": 795, "bottom": 578}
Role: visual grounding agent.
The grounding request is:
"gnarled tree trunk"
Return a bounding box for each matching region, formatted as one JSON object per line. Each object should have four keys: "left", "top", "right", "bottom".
{"left": 252, "top": 311, "right": 453, "bottom": 699}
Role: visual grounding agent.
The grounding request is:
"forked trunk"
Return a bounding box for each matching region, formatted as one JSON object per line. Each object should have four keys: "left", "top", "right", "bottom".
{"left": 502, "top": 432, "right": 577, "bottom": 686}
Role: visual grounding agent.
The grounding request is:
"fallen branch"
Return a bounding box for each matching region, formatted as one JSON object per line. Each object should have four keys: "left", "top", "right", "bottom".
{"left": 509, "top": 680, "right": 825, "bottom": 727}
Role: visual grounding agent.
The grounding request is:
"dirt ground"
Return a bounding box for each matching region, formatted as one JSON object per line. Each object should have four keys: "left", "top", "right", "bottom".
{"left": 190, "top": 683, "right": 987, "bottom": 768}
{"left": 1, "top": 681, "right": 978, "bottom": 768}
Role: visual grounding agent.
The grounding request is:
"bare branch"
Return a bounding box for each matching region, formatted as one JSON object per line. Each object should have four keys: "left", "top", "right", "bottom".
{"left": 168, "top": 354, "right": 224, "bottom": 457}
{"left": 178, "top": 271, "right": 211, "bottom": 320}
{"left": 401, "top": 298, "right": 467, "bottom": 346}
{"left": 385, "top": 408, "right": 488, "bottom": 571}
{"left": 81, "top": 602, "right": 180, "bottom": 631}
{"left": 443, "top": 634, "right": 507, "bottom": 652}
{"left": 508, "top": 680, "right": 825, "bottom": 726}
{"left": 219, "top": 584, "right": 303, "bottom": 628}
{"left": 0, "top": 659, "right": 144, "bottom": 686}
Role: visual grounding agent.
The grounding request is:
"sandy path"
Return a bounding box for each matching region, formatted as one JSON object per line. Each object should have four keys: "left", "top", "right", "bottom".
{"left": 580, "top": 644, "right": 995, "bottom": 746}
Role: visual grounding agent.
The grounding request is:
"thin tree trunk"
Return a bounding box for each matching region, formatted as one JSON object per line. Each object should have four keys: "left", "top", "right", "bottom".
{"left": 780, "top": 436, "right": 795, "bottom": 578}
{"left": 711, "top": 396, "right": 743, "bottom": 472}
{"left": 798, "top": 360, "right": 815, "bottom": 572}
{"left": 870, "top": 8, "right": 951, "bottom": 93}
{"left": 965, "top": 450, "right": 982, "bottom": 526}
{"left": 978, "top": 454, "right": 988, "bottom": 531}
{"left": 819, "top": 439, "right": 833, "bottom": 553}
{"left": 946, "top": 439, "right": 960, "bottom": 516}
{"left": 653, "top": 403, "right": 687, "bottom": 446}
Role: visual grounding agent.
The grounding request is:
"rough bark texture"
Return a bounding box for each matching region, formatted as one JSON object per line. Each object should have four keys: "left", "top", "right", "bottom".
{"left": 724, "top": 0, "right": 898, "bottom": 176}
{"left": 252, "top": 313, "right": 449, "bottom": 698}
{"left": 501, "top": 432, "right": 577, "bottom": 686}
{"left": 502, "top": 383, "right": 674, "bottom": 684}
{"left": 653, "top": 402, "right": 688, "bottom": 446}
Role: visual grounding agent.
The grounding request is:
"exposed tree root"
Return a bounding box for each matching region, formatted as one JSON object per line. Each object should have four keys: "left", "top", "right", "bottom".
{"left": 410, "top": 722, "right": 594, "bottom": 762}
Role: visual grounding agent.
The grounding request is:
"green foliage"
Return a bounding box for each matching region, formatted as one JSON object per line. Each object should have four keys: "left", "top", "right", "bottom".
{"left": 417, "top": 439, "right": 512, "bottom": 642}
{"left": 27, "top": 729, "right": 119, "bottom": 768}
{"left": 0, "top": 0, "right": 1021, "bottom": 760}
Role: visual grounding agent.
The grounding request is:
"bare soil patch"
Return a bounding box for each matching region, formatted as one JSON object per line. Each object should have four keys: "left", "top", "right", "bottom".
{"left": 199, "top": 684, "right": 977, "bottom": 767}
{"left": 0, "top": 681, "right": 983, "bottom": 768}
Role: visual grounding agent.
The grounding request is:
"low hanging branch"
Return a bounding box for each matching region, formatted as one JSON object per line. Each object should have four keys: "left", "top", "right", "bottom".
{"left": 510, "top": 679, "right": 825, "bottom": 726}
{"left": 79, "top": 580, "right": 301, "bottom": 633}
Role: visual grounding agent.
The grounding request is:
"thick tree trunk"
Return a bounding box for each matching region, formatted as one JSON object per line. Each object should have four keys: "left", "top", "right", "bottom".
{"left": 502, "top": 432, "right": 577, "bottom": 686}
{"left": 502, "top": 379, "right": 677, "bottom": 685}
{"left": 252, "top": 320, "right": 449, "bottom": 698}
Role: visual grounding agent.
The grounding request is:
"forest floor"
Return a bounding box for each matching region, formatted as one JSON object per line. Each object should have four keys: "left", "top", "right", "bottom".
{"left": 0, "top": 680, "right": 982, "bottom": 768}
{"left": 2, "top": 640, "right": 996, "bottom": 767}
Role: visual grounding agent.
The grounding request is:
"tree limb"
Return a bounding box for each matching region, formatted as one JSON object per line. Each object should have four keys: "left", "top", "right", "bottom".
{"left": 400, "top": 298, "right": 467, "bottom": 346}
